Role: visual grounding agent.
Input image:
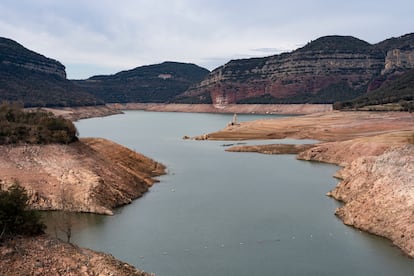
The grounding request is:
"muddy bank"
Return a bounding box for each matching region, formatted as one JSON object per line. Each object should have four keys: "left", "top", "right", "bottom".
{"left": 201, "top": 111, "right": 414, "bottom": 257}
{"left": 108, "top": 103, "right": 332, "bottom": 115}
{"left": 0, "top": 138, "right": 165, "bottom": 215}
{"left": 0, "top": 235, "right": 154, "bottom": 275}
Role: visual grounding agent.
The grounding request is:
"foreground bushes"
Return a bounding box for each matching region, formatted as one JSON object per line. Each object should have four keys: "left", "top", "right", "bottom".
{"left": 0, "top": 102, "right": 78, "bottom": 144}
{"left": 0, "top": 184, "right": 45, "bottom": 240}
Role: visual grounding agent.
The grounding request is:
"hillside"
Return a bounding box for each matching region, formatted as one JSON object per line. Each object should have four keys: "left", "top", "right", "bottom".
{"left": 74, "top": 61, "right": 210, "bottom": 103}
{"left": 0, "top": 37, "right": 102, "bottom": 107}
{"left": 176, "top": 34, "right": 414, "bottom": 105}
{"left": 334, "top": 69, "right": 414, "bottom": 111}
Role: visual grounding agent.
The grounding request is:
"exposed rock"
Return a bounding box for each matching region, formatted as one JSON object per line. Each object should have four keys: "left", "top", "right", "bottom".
{"left": 0, "top": 37, "right": 102, "bottom": 107}
{"left": 202, "top": 111, "right": 414, "bottom": 257}
{"left": 0, "top": 138, "right": 165, "bottom": 215}
{"left": 180, "top": 34, "right": 414, "bottom": 105}
{"left": 226, "top": 144, "right": 315, "bottom": 154}
{"left": 110, "top": 103, "right": 332, "bottom": 115}
{"left": 0, "top": 235, "right": 154, "bottom": 275}
{"left": 0, "top": 37, "right": 66, "bottom": 78}
{"left": 298, "top": 138, "right": 414, "bottom": 257}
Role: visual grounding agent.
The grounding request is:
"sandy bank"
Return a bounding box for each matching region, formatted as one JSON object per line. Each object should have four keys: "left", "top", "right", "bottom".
{"left": 0, "top": 138, "right": 165, "bottom": 215}
{"left": 108, "top": 103, "right": 332, "bottom": 115}
{"left": 201, "top": 111, "right": 414, "bottom": 257}
{"left": 0, "top": 235, "right": 153, "bottom": 275}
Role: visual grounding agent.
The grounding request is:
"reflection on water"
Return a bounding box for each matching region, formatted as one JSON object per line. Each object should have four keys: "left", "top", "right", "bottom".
{"left": 42, "top": 211, "right": 106, "bottom": 240}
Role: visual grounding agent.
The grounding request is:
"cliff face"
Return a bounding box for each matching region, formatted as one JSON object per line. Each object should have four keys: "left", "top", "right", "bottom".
{"left": 0, "top": 37, "right": 66, "bottom": 78}
{"left": 179, "top": 34, "right": 414, "bottom": 105}
{"left": 0, "top": 37, "right": 102, "bottom": 107}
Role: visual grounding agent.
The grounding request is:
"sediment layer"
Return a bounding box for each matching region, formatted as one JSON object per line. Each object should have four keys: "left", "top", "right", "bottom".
{"left": 108, "top": 103, "right": 332, "bottom": 115}
{"left": 0, "top": 138, "right": 165, "bottom": 215}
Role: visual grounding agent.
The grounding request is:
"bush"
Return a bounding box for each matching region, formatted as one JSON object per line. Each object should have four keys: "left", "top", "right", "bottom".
{"left": 0, "top": 102, "right": 78, "bottom": 145}
{"left": 0, "top": 183, "right": 45, "bottom": 240}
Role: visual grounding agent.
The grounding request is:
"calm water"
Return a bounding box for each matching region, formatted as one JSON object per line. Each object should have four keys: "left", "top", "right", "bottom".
{"left": 50, "top": 111, "right": 414, "bottom": 275}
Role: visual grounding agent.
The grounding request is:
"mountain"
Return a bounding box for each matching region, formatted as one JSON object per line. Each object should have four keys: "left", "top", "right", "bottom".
{"left": 176, "top": 34, "right": 414, "bottom": 105}
{"left": 74, "top": 62, "right": 210, "bottom": 103}
{"left": 0, "top": 37, "right": 101, "bottom": 107}
{"left": 334, "top": 69, "right": 414, "bottom": 111}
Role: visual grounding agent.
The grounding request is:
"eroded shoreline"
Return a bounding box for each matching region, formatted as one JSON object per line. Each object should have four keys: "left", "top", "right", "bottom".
{"left": 201, "top": 111, "right": 414, "bottom": 257}
{"left": 0, "top": 138, "right": 166, "bottom": 215}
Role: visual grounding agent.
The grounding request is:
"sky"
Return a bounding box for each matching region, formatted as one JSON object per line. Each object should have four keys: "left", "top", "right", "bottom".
{"left": 0, "top": 0, "right": 413, "bottom": 79}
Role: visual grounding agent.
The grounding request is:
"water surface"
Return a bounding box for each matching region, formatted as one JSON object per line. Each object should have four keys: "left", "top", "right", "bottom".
{"left": 52, "top": 111, "right": 414, "bottom": 276}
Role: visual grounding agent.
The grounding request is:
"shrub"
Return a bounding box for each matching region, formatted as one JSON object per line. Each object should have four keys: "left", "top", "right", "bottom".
{"left": 0, "top": 102, "right": 78, "bottom": 145}
{"left": 0, "top": 183, "right": 45, "bottom": 240}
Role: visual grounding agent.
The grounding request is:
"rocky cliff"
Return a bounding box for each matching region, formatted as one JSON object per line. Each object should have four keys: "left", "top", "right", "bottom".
{"left": 178, "top": 33, "right": 414, "bottom": 105}
{"left": 0, "top": 37, "right": 66, "bottom": 78}
{"left": 0, "top": 37, "right": 102, "bottom": 107}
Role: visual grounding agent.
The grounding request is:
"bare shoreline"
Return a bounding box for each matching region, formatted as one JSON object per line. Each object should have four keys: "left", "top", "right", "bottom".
{"left": 200, "top": 111, "right": 414, "bottom": 258}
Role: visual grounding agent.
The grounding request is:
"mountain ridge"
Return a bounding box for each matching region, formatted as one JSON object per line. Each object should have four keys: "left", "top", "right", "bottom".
{"left": 0, "top": 37, "right": 102, "bottom": 107}
{"left": 175, "top": 33, "right": 414, "bottom": 105}
{"left": 73, "top": 61, "right": 209, "bottom": 103}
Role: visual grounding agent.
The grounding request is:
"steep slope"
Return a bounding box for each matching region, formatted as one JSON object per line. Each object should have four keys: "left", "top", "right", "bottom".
{"left": 177, "top": 34, "right": 414, "bottom": 105}
{"left": 335, "top": 69, "right": 414, "bottom": 111}
{"left": 0, "top": 37, "right": 101, "bottom": 107}
{"left": 0, "top": 138, "right": 165, "bottom": 215}
{"left": 74, "top": 61, "right": 210, "bottom": 103}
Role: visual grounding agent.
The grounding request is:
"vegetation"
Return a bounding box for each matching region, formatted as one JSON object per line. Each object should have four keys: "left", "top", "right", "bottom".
{"left": 0, "top": 37, "right": 102, "bottom": 107}
{"left": 74, "top": 62, "right": 210, "bottom": 103}
{"left": 238, "top": 82, "right": 365, "bottom": 104}
{"left": 0, "top": 102, "right": 78, "bottom": 144}
{"left": 0, "top": 183, "right": 45, "bottom": 241}
{"left": 334, "top": 69, "right": 414, "bottom": 111}
{"left": 298, "top": 35, "right": 379, "bottom": 54}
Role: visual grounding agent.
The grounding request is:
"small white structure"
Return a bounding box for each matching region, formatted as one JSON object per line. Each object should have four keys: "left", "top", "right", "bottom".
{"left": 228, "top": 113, "right": 239, "bottom": 126}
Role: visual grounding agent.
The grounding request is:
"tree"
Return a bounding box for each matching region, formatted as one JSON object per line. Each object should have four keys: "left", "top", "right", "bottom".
{"left": 0, "top": 182, "right": 45, "bottom": 241}
{"left": 50, "top": 186, "right": 75, "bottom": 243}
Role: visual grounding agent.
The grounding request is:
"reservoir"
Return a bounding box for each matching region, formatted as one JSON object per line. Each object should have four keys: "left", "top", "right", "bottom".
{"left": 60, "top": 111, "right": 414, "bottom": 275}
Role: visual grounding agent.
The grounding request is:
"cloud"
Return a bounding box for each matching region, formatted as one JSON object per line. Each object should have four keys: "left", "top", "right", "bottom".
{"left": 0, "top": 0, "right": 413, "bottom": 79}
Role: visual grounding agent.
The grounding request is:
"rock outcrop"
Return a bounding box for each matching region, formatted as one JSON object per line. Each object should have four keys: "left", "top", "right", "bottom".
{"left": 0, "top": 37, "right": 102, "bottom": 107}
{"left": 179, "top": 33, "right": 414, "bottom": 105}
{"left": 0, "top": 138, "right": 165, "bottom": 215}
{"left": 0, "top": 37, "right": 66, "bottom": 78}
{"left": 298, "top": 135, "right": 414, "bottom": 257}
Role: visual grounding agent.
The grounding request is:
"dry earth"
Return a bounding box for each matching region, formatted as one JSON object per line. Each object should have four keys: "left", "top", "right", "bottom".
{"left": 41, "top": 105, "right": 122, "bottom": 121}
{"left": 0, "top": 235, "right": 154, "bottom": 276}
{"left": 108, "top": 103, "right": 332, "bottom": 115}
{"left": 0, "top": 137, "right": 165, "bottom": 275}
{"left": 202, "top": 111, "right": 414, "bottom": 257}
{"left": 0, "top": 138, "right": 165, "bottom": 215}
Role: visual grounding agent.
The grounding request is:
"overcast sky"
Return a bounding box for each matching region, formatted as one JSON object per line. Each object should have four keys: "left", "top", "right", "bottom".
{"left": 1, "top": 0, "right": 413, "bottom": 79}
